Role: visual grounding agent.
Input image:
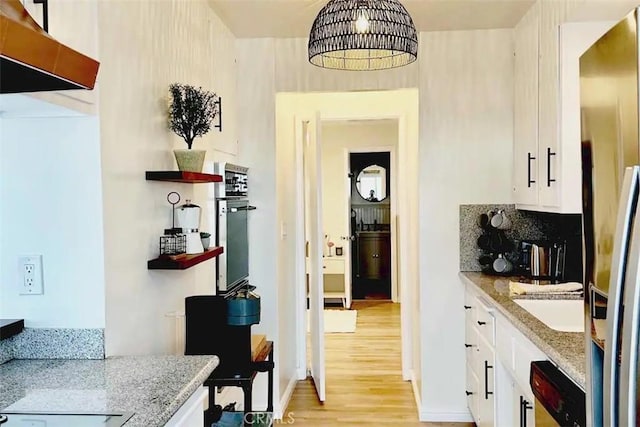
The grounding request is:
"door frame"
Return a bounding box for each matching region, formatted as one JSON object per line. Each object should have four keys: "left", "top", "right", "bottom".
{"left": 346, "top": 144, "right": 398, "bottom": 303}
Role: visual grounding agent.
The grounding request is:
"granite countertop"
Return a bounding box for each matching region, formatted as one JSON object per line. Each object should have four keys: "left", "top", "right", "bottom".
{"left": 0, "top": 355, "right": 219, "bottom": 427}
{"left": 460, "top": 272, "right": 586, "bottom": 389}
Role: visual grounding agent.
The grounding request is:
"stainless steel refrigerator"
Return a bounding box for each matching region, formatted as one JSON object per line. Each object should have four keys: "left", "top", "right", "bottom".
{"left": 580, "top": 8, "right": 640, "bottom": 427}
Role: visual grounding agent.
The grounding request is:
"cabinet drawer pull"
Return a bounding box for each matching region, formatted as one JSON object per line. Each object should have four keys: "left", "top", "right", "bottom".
{"left": 520, "top": 395, "right": 533, "bottom": 427}
{"left": 464, "top": 305, "right": 472, "bottom": 310}
{"left": 484, "top": 360, "right": 493, "bottom": 400}
{"left": 527, "top": 152, "right": 536, "bottom": 187}
{"left": 464, "top": 344, "right": 472, "bottom": 348}
{"left": 546, "top": 147, "right": 556, "bottom": 187}
{"left": 477, "top": 321, "right": 486, "bottom": 326}
{"left": 33, "top": 0, "right": 49, "bottom": 32}
{"left": 465, "top": 391, "right": 473, "bottom": 396}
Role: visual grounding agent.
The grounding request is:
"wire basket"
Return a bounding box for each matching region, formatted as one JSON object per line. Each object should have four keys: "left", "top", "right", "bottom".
{"left": 160, "top": 234, "right": 186, "bottom": 256}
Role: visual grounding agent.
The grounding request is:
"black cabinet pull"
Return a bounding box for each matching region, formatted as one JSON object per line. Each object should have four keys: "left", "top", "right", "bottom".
{"left": 464, "top": 305, "right": 472, "bottom": 310}
{"left": 520, "top": 395, "right": 533, "bottom": 427}
{"left": 465, "top": 391, "right": 473, "bottom": 396}
{"left": 484, "top": 360, "right": 493, "bottom": 399}
{"left": 33, "top": 0, "right": 49, "bottom": 32}
{"left": 527, "top": 152, "right": 536, "bottom": 187}
{"left": 465, "top": 344, "right": 472, "bottom": 348}
{"left": 546, "top": 147, "right": 556, "bottom": 187}
{"left": 477, "top": 321, "right": 486, "bottom": 326}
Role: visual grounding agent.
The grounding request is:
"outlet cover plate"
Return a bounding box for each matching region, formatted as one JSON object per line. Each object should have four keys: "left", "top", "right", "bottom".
{"left": 19, "top": 255, "right": 43, "bottom": 295}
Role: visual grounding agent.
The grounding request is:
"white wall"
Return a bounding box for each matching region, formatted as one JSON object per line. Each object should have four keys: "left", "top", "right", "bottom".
{"left": 418, "top": 29, "right": 514, "bottom": 421}
{"left": 236, "top": 38, "right": 278, "bottom": 411}
{"left": 0, "top": 116, "right": 105, "bottom": 328}
{"left": 98, "top": 0, "right": 238, "bottom": 355}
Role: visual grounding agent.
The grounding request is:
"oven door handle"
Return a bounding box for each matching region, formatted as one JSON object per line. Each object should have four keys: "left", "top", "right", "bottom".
{"left": 224, "top": 206, "right": 257, "bottom": 213}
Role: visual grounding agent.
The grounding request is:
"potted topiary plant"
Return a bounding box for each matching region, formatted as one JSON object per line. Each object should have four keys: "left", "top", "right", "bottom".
{"left": 168, "top": 83, "right": 219, "bottom": 172}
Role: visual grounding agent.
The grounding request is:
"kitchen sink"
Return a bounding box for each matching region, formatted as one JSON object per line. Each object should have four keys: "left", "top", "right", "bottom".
{"left": 513, "top": 299, "right": 585, "bottom": 332}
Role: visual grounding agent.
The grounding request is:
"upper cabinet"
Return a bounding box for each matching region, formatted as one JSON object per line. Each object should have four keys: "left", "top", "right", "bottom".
{"left": 513, "top": 0, "right": 615, "bottom": 213}
{"left": 21, "top": 0, "right": 99, "bottom": 114}
{"left": 513, "top": 3, "right": 540, "bottom": 207}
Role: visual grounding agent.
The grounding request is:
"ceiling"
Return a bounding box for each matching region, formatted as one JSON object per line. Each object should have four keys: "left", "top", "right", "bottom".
{"left": 208, "top": 0, "right": 535, "bottom": 38}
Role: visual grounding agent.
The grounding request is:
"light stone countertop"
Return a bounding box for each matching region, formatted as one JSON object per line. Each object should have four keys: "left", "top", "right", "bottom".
{"left": 460, "top": 272, "right": 586, "bottom": 389}
{"left": 0, "top": 355, "right": 218, "bottom": 427}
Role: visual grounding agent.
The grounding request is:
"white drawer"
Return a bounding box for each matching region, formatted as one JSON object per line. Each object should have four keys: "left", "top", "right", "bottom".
{"left": 495, "top": 316, "right": 515, "bottom": 371}
{"left": 323, "top": 258, "right": 344, "bottom": 274}
{"left": 475, "top": 296, "right": 496, "bottom": 346}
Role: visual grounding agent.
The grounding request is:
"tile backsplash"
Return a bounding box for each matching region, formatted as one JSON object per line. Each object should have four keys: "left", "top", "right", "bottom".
{"left": 460, "top": 204, "right": 582, "bottom": 273}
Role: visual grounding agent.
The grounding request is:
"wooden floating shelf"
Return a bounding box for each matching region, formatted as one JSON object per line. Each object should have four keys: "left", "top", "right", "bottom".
{"left": 145, "top": 171, "right": 223, "bottom": 183}
{"left": 148, "top": 247, "right": 224, "bottom": 270}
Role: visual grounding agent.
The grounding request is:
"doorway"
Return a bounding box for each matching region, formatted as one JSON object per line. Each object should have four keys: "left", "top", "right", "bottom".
{"left": 275, "top": 89, "right": 420, "bottom": 411}
{"left": 349, "top": 150, "right": 394, "bottom": 300}
{"left": 319, "top": 120, "right": 398, "bottom": 305}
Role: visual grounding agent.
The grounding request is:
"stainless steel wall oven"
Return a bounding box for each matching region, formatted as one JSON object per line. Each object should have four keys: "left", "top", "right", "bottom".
{"left": 214, "top": 163, "right": 255, "bottom": 294}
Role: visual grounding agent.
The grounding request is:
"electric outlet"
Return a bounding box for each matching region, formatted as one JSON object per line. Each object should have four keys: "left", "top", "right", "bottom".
{"left": 19, "top": 255, "right": 43, "bottom": 295}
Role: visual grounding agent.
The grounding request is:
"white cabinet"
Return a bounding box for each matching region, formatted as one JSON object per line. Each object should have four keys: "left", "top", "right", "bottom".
{"left": 513, "top": 0, "right": 614, "bottom": 213}
{"left": 511, "top": 381, "right": 535, "bottom": 427}
{"left": 464, "top": 288, "right": 496, "bottom": 426}
{"left": 308, "top": 257, "right": 350, "bottom": 308}
{"left": 513, "top": 2, "right": 540, "bottom": 207}
{"left": 323, "top": 258, "right": 349, "bottom": 308}
{"left": 165, "top": 386, "right": 208, "bottom": 427}
{"left": 464, "top": 283, "right": 548, "bottom": 426}
{"left": 21, "top": 0, "right": 99, "bottom": 114}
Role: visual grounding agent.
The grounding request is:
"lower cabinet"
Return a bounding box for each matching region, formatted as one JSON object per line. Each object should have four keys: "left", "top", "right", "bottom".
{"left": 464, "top": 288, "right": 496, "bottom": 426}
{"left": 165, "top": 386, "right": 208, "bottom": 427}
{"left": 477, "top": 341, "right": 496, "bottom": 427}
{"left": 511, "top": 381, "right": 535, "bottom": 427}
{"left": 464, "top": 284, "right": 546, "bottom": 427}
{"left": 357, "top": 234, "right": 390, "bottom": 279}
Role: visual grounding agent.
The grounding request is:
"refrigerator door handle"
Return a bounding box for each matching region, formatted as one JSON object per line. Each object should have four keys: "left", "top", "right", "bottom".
{"left": 605, "top": 166, "right": 640, "bottom": 426}
{"left": 619, "top": 170, "right": 640, "bottom": 426}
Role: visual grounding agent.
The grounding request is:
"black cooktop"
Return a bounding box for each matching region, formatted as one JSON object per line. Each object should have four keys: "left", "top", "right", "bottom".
{"left": 0, "top": 412, "right": 133, "bottom": 426}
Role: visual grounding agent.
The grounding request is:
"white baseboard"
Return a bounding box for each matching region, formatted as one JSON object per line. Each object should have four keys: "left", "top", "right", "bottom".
{"left": 410, "top": 370, "right": 421, "bottom": 412}
{"left": 296, "top": 367, "right": 306, "bottom": 380}
{"left": 275, "top": 375, "right": 298, "bottom": 419}
{"left": 419, "top": 410, "right": 473, "bottom": 423}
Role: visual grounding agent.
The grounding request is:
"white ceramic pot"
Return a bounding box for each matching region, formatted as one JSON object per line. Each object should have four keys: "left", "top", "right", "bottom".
{"left": 201, "top": 237, "right": 210, "bottom": 250}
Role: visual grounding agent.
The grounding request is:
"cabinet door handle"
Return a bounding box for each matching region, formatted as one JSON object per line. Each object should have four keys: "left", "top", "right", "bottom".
{"left": 546, "top": 147, "right": 556, "bottom": 187}
{"left": 464, "top": 344, "right": 472, "bottom": 348}
{"left": 527, "top": 152, "right": 536, "bottom": 187}
{"left": 33, "top": 0, "right": 49, "bottom": 32}
{"left": 477, "top": 321, "right": 486, "bottom": 326}
{"left": 465, "top": 391, "right": 473, "bottom": 396}
{"left": 464, "top": 305, "right": 472, "bottom": 310}
{"left": 520, "top": 395, "right": 533, "bottom": 427}
{"left": 484, "top": 360, "right": 493, "bottom": 399}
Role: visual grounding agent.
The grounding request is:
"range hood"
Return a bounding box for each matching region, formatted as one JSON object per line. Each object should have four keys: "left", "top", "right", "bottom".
{"left": 0, "top": 0, "right": 99, "bottom": 94}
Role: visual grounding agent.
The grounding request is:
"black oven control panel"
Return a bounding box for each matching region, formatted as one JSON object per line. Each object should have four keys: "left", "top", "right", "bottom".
{"left": 214, "top": 163, "right": 248, "bottom": 198}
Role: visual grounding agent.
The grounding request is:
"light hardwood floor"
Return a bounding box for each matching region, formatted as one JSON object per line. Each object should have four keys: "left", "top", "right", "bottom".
{"left": 285, "top": 300, "right": 474, "bottom": 426}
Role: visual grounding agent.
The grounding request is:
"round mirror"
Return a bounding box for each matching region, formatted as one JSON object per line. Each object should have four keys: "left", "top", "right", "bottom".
{"left": 356, "top": 164, "right": 387, "bottom": 202}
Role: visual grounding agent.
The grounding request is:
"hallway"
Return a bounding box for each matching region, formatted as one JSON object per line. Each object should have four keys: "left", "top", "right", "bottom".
{"left": 286, "top": 301, "right": 473, "bottom": 426}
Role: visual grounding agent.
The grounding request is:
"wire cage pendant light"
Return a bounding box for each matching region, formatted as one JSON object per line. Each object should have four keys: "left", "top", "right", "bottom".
{"left": 308, "top": 0, "right": 418, "bottom": 71}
